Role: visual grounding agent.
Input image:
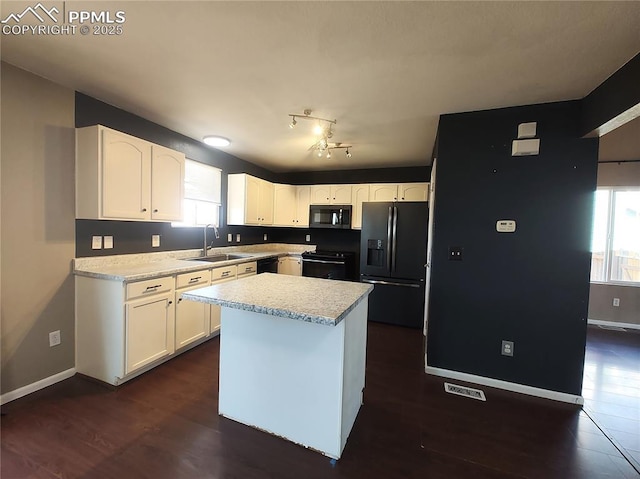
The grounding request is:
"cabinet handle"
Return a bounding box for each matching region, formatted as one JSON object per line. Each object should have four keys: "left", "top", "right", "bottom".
{"left": 222, "top": 271, "right": 230, "bottom": 277}
{"left": 144, "top": 285, "right": 162, "bottom": 291}
{"left": 142, "top": 208, "right": 147, "bottom": 212}
{"left": 168, "top": 300, "right": 173, "bottom": 305}
{"left": 153, "top": 209, "right": 158, "bottom": 213}
{"left": 188, "top": 276, "right": 202, "bottom": 283}
{"left": 178, "top": 298, "right": 183, "bottom": 303}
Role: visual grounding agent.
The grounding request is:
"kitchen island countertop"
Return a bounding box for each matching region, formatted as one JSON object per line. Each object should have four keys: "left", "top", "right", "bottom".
{"left": 183, "top": 273, "right": 373, "bottom": 326}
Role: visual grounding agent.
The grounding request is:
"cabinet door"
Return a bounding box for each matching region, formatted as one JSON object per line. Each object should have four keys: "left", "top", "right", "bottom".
{"left": 295, "top": 186, "right": 311, "bottom": 227}
{"left": 125, "top": 293, "right": 175, "bottom": 374}
{"left": 351, "top": 184, "right": 370, "bottom": 229}
{"left": 102, "top": 129, "right": 151, "bottom": 219}
{"left": 310, "top": 185, "right": 331, "bottom": 204}
{"left": 273, "top": 184, "right": 297, "bottom": 226}
{"left": 258, "top": 180, "right": 274, "bottom": 224}
{"left": 151, "top": 145, "right": 185, "bottom": 221}
{"left": 175, "top": 286, "right": 211, "bottom": 350}
{"left": 278, "top": 256, "right": 302, "bottom": 276}
{"left": 245, "top": 175, "right": 261, "bottom": 225}
{"left": 399, "top": 183, "right": 429, "bottom": 202}
{"left": 331, "top": 185, "right": 352, "bottom": 204}
{"left": 369, "top": 184, "right": 398, "bottom": 202}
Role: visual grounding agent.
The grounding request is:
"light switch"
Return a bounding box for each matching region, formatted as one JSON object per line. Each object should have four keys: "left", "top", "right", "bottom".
{"left": 236, "top": 234, "right": 241, "bottom": 243}
{"left": 152, "top": 235, "right": 161, "bottom": 248}
{"left": 306, "top": 234, "right": 311, "bottom": 242}
{"left": 103, "top": 236, "right": 114, "bottom": 249}
{"left": 227, "top": 233, "right": 233, "bottom": 242}
{"left": 91, "top": 236, "right": 102, "bottom": 249}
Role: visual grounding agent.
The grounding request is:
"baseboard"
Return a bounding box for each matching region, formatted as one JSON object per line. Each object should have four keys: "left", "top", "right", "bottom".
{"left": 425, "top": 366, "right": 583, "bottom": 405}
{"left": 1, "top": 368, "right": 76, "bottom": 405}
{"left": 588, "top": 319, "right": 640, "bottom": 331}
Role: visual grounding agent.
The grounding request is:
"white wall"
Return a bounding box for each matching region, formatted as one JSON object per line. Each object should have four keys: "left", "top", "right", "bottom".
{"left": 1, "top": 63, "right": 76, "bottom": 395}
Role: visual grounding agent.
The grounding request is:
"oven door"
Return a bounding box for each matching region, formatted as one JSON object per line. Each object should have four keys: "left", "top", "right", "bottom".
{"left": 302, "top": 257, "right": 348, "bottom": 280}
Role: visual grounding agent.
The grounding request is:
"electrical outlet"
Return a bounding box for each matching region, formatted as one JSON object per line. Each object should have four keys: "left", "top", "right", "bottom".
{"left": 501, "top": 340, "right": 514, "bottom": 357}
{"left": 91, "top": 236, "right": 102, "bottom": 249}
{"left": 263, "top": 233, "right": 268, "bottom": 241}
{"left": 227, "top": 233, "right": 233, "bottom": 242}
{"left": 613, "top": 298, "right": 620, "bottom": 307}
{"left": 49, "top": 330, "right": 61, "bottom": 347}
{"left": 306, "top": 234, "right": 311, "bottom": 242}
{"left": 152, "top": 235, "right": 161, "bottom": 247}
{"left": 236, "top": 234, "right": 241, "bottom": 243}
{"left": 103, "top": 236, "right": 114, "bottom": 249}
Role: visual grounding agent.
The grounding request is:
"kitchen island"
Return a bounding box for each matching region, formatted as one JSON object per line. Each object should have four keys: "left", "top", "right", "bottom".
{"left": 183, "top": 273, "right": 373, "bottom": 460}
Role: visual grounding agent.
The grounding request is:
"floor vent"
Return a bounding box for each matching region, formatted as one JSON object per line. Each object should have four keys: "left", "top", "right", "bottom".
{"left": 444, "top": 382, "right": 486, "bottom": 401}
{"left": 597, "top": 325, "right": 627, "bottom": 332}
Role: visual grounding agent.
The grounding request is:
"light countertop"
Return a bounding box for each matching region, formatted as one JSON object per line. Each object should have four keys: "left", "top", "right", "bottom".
{"left": 73, "top": 244, "right": 312, "bottom": 282}
{"left": 182, "top": 273, "right": 373, "bottom": 326}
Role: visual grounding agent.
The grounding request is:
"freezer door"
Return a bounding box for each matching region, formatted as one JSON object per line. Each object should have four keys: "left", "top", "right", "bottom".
{"left": 361, "top": 276, "right": 425, "bottom": 328}
{"left": 391, "top": 202, "right": 428, "bottom": 280}
{"left": 360, "top": 202, "right": 393, "bottom": 277}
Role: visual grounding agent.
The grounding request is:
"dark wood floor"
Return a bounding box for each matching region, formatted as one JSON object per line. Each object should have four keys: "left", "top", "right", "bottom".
{"left": 583, "top": 324, "right": 640, "bottom": 472}
{"left": 2, "top": 323, "right": 639, "bottom": 478}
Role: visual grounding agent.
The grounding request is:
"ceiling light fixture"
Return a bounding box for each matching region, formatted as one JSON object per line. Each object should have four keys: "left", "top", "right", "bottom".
{"left": 288, "top": 109, "right": 336, "bottom": 132}
{"left": 203, "top": 135, "right": 231, "bottom": 147}
{"left": 289, "top": 109, "right": 353, "bottom": 159}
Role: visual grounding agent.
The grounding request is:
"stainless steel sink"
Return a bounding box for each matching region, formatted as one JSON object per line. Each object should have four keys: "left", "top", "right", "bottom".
{"left": 187, "top": 254, "right": 252, "bottom": 263}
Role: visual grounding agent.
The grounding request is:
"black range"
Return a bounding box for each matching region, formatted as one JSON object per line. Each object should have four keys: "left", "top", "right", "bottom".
{"left": 301, "top": 250, "right": 357, "bottom": 281}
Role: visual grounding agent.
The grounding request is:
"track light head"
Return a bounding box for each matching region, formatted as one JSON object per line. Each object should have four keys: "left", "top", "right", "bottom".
{"left": 327, "top": 150, "right": 331, "bottom": 159}
{"left": 346, "top": 148, "right": 352, "bottom": 158}
{"left": 289, "top": 117, "right": 297, "bottom": 129}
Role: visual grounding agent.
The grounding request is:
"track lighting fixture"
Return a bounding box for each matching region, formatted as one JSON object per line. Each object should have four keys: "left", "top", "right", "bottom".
{"left": 288, "top": 109, "right": 353, "bottom": 159}
{"left": 288, "top": 109, "right": 336, "bottom": 131}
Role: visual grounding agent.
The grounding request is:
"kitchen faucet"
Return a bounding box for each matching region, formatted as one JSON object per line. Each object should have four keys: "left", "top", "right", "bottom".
{"left": 203, "top": 224, "right": 220, "bottom": 257}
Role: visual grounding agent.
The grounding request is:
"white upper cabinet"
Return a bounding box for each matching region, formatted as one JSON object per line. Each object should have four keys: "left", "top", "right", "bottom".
{"left": 227, "top": 173, "right": 274, "bottom": 225}
{"left": 273, "top": 184, "right": 297, "bottom": 226}
{"left": 331, "top": 185, "right": 352, "bottom": 204}
{"left": 310, "top": 185, "right": 332, "bottom": 204}
{"left": 76, "top": 125, "right": 185, "bottom": 222}
{"left": 310, "top": 185, "right": 352, "bottom": 204}
{"left": 151, "top": 145, "right": 185, "bottom": 221}
{"left": 295, "top": 186, "right": 311, "bottom": 227}
{"left": 369, "top": 183, "right": 429, "bottom": 202}
{"left": 351, "top": 184, "right": 370, "bottom": 229}
{"left": 369, "top": 183, "right": 399, "bottom": 202}
{"left": 399, "top": 182, "right": 429, "bottom": 201}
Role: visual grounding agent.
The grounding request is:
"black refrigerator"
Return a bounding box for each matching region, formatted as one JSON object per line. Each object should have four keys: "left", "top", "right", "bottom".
{"left": 360, "top": 201, "right": 428, "bottom": 328}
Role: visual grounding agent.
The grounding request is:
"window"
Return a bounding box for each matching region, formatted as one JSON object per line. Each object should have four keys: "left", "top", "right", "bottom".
{"left": 172, "top": 159, "right": 222, "bottom": 227}
{"left": 590, "top": 188, "right": 640, "bottom": 284}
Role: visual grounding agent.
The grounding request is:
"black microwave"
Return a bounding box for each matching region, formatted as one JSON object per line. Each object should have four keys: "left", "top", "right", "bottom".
{"left": 309, "top": 205, "right": 352, "bottom": 229}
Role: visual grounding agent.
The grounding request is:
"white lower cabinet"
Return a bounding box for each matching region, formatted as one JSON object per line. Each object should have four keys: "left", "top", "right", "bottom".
{"left": 278, "top": 256, "right": 302, "bottom": 276}
{"left": 175, "top": 270, "right": 212, "bottom": 351}
{"left": 76, "top": 259, "right": 263, "bottom": 386}
{"left": 126, "top": 292, "right": 175, "bottom": 374}
{"left": 76, "top": 274, "right": 177, "bottom": 385}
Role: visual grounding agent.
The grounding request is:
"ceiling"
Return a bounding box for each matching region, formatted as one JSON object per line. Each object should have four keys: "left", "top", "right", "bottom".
{"left": 2, "top": 1, "right": 639, "bottom": 172}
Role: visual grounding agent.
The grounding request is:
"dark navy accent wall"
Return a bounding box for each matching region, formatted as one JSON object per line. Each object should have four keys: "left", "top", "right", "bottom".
{"left": 426, "top": 100, "right": 598, "bottom": 396}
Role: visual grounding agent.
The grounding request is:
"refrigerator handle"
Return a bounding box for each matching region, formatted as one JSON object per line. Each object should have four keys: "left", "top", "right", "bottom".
{"left": 391, "top": 206, "right": 398, "bottom": 272}
{"left": 386, "top": 206, "right": 393, "bottom": 272}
